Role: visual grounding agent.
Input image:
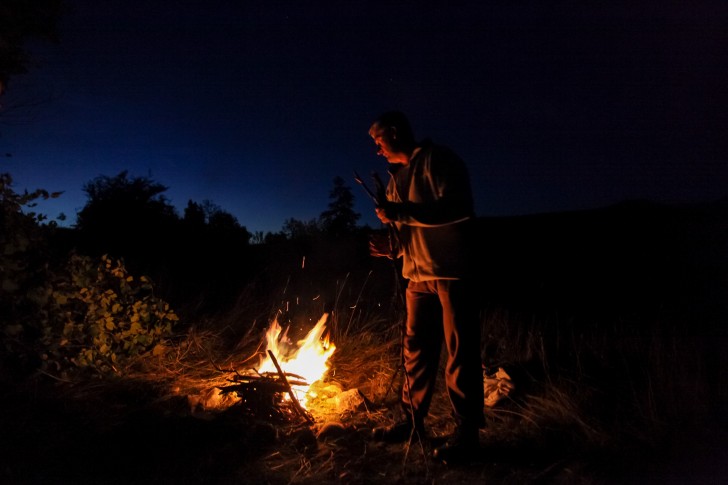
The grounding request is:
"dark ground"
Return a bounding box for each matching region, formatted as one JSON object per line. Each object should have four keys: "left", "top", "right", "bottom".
{"left": 1, "top": 366, "right": 727, "bottom": 485}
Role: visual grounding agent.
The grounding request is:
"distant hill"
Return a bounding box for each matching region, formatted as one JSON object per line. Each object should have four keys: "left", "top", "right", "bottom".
{"left": 471, "top": 199, "right": 728, "bottom": 322}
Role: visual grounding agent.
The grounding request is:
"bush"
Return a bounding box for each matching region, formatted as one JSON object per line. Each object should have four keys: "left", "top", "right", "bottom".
{"left": 5, "top": 253, "right": 180, "bottom": 378}
{"left": 1, "top": 173, "right": 179, "bottom": 378}
{"left": 48, "top": 255, "right": 179, "bottom": 374}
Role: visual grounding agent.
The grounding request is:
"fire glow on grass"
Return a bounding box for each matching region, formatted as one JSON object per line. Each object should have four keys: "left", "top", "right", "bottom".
{"left": 256, "top": 313, "right": 336, "bottom": 408}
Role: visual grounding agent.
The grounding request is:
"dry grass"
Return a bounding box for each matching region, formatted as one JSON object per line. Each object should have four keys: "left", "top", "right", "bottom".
{"left": 3, "top": 278, "right": 727, "bottom": 484}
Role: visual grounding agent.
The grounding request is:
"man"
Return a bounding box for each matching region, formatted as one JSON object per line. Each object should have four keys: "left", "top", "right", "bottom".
{"left": 368, "top": 111, "right": 484, "bottom": 463}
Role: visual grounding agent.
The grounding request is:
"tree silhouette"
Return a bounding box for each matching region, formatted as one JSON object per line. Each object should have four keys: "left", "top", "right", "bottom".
{"left": 75, "top": 171, "right": 178, "bottom": 277}
{"left": 76, "top": 172, "right": 256, "bottom": 313}
{"left": 77, "top": 171, "right": 176, "bottom": 231}
{"left": 182, "top": 199, "right": 251, "bottom": 244}
{"left": 319, "top": 176, "right": 360, "bottom": 237}
{"left": 183, "top": 200, "right": 205, "bottom": 227}
{"left": 282, "top": 217, "right": 320, "bottom": 241}
{"left": 201, "top": 200, "right": 241, "bottom": 231}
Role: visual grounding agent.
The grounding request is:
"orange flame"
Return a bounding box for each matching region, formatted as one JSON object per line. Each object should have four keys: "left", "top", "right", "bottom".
{"left": 256, "top": 313, "right": 336, "bottom": 407}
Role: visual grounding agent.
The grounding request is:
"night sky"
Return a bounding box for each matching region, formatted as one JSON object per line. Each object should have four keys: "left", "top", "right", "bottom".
{"left": 2, "top": 1, "right": 726, "bottom": 234}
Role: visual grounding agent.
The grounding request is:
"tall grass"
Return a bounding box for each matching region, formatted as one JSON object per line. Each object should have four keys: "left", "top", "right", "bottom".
{"left": 160, "top": 214, "right": 725, "bottom": 460}
{"left": 477, "top": 295, "right": 726, "bottom": 458}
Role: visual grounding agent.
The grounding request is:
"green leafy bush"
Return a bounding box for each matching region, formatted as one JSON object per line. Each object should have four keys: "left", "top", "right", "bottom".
{"left": 1, "top": 173, "right": 179, "bottom": 378}
{"left": 41, "top": 254, "right": 180, "bottom": 374}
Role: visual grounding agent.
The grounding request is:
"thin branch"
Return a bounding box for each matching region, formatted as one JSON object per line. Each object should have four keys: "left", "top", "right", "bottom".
{"left": 268, "top": 350, "right": 313, "bottom": 425}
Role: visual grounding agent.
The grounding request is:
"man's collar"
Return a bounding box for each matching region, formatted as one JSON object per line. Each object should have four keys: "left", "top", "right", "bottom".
{"left": 409, "top": 146, "right": 423, "bottom": 162}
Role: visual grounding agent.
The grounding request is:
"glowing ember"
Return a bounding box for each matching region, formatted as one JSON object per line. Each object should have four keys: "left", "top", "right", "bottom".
{"left": 255, "top": 313, "right": 336, "bottom": 407}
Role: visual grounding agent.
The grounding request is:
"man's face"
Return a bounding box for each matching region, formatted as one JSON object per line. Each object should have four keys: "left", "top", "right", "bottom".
{"left": 369, "top": 124, "right": 401, "bottom": 164}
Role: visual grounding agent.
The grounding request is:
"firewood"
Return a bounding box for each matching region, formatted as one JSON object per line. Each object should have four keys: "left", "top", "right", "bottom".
{"left": 267, "top": 350, "right": 314, "bottom": 424}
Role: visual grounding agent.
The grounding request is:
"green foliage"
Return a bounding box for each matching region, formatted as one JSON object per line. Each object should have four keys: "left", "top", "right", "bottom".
{"left": 39, "top": 254, "right": 180, "bottom": 375}
{"left": 1, "top": 172, "right": 179, "bottom": 378}
{"left": 4, "top": 252, "right": 180, "bottom": 377}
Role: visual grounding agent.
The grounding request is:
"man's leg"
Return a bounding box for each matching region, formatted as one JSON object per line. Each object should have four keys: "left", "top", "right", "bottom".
{"left": 401, "top": 280, "right": 443, "bottom": 420}
{"left": 433, "top": 279, "right": 484, "bottom": 461}
{"left": 372, "top": 280, "right": 441, "bottom": 443}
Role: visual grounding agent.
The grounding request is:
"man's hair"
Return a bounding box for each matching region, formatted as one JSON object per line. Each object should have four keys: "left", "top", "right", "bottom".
{"left": 370, "top": 111, "right": 416, "bottom": 143}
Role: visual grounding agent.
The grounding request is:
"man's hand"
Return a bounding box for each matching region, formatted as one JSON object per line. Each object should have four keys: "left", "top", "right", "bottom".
{"left": 375, "top": 202, "right": 399, "bottom": 224}
{"left": 375, "top": 207, "right": 394, "bottom": 224}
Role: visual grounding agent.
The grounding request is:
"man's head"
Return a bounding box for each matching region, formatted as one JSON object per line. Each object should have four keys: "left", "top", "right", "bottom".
{"left": 369, "top": 111, "right": 417, "bottom": 164}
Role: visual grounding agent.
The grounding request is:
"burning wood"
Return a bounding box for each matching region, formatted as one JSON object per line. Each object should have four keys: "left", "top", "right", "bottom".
{"left": 216, "top": 313, "right": 336, "bottom": 423}
{"left": 267, "top": 349, "right": 313, "bottom": 424}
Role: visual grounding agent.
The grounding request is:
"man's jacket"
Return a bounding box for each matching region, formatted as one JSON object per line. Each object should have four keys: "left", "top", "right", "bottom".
{"left": 386, "top": 140, "right": 475, "bottom": 283}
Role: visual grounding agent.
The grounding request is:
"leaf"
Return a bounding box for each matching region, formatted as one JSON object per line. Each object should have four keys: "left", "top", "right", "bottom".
{"left": 53, "top": 292, "right": 69, "bottom": 305}
{"left": 152, "top": 344, "right": 167, "bottom": 356}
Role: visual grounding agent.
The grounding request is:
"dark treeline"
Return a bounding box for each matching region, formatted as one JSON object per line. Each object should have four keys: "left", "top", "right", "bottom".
{"left": 46, "top": 172, "right": 384, "bottom": 321}
{"left": 44, "top": 169, "right": 727, "bottom": 359}
{"left": 474, "top": 198, "right": 728, "bottom": 320}
{"left": 44, "top": 170, "right": 728, "bottom": 332}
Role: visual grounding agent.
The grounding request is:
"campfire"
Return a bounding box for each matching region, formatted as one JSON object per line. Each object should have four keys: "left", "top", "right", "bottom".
{"left": 215, "top": 313, "right": 337, "bottom": 422}
{"left": 255, "top": 313, "right": 336, "bottom": 408}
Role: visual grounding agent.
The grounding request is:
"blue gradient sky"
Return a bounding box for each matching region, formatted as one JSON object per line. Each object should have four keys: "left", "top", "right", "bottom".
{"left": 1, "top": 1, "right": 726, "bottom": 234}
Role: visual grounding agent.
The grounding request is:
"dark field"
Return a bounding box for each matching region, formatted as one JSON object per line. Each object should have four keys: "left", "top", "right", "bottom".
{"left": 2, "top": 200, "right": 727, "bottom": 484}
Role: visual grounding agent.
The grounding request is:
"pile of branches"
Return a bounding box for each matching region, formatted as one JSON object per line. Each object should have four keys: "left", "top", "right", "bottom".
{"left": 218, "top": 350, "right": 313, "bottom": 424}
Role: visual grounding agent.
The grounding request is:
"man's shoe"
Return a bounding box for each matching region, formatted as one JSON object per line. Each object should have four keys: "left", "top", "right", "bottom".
{"left": 371, "top": 419, "right": 425, "bottom": 443}
{"left": 432, "top": 427, "right": 479, "bottom": 464}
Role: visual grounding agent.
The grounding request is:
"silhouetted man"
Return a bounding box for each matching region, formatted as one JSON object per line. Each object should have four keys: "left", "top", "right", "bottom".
{"left": 368, "top": 111, "right": 484, "bottom": 463}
